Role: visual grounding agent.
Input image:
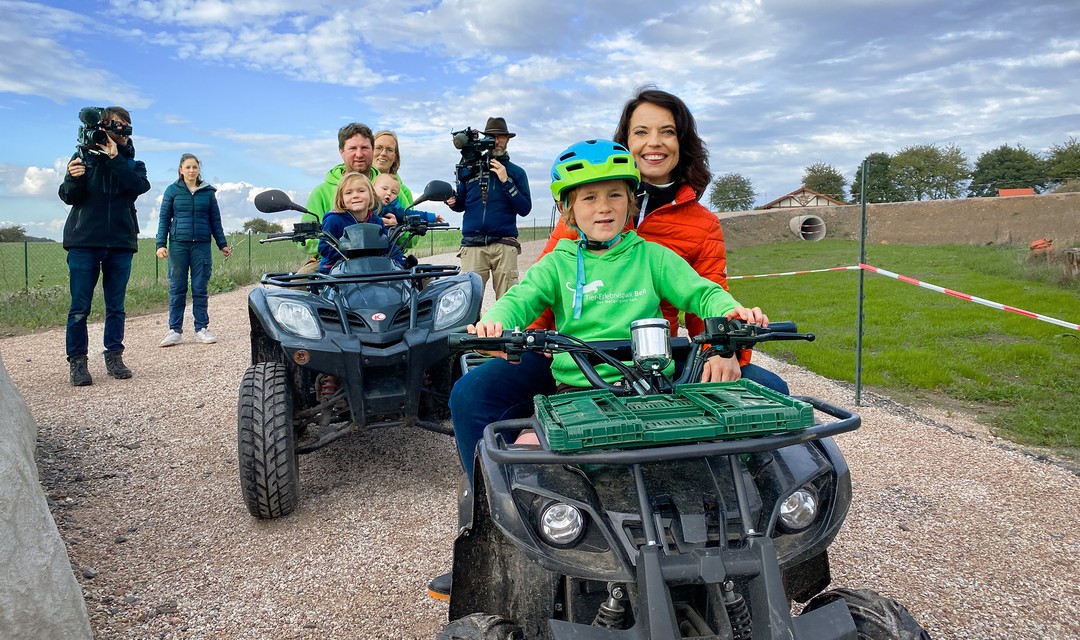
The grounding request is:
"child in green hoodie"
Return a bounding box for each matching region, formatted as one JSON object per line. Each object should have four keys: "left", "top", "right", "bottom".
{"left": 468, "top": 139, "right": 769, "bottom": 390}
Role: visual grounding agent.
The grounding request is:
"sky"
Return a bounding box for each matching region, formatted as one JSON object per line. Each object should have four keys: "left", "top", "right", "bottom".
{"left": 1, "top": 0, "right": 1078, "bottom": 242}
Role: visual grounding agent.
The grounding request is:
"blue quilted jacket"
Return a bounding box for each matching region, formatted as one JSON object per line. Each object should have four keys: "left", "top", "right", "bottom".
{"left": 156, "top": 179, "right": 227, "bottom": 249}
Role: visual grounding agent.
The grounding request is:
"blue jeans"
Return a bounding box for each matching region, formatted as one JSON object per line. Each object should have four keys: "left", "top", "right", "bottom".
{"left": 448, "top": 352, "right": 789, "bottom": 481}
{"left": 66, "top": 248, "right": 133, "bottom": 357}
{"left": 168, "top": 241, "right": 213, "bottom": 332}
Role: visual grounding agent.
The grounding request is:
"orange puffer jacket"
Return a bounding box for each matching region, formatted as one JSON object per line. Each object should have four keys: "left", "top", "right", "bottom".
{"left": 530, "top": 184, "right": 750, "bottom": 366}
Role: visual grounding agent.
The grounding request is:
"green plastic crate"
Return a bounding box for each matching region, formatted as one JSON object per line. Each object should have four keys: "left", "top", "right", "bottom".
{"left": 533, "top": 379, "right": 814, "bottom": 452}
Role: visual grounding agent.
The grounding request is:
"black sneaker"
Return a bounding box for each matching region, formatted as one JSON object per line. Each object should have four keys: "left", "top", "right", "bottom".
{"left": 69, "top": 355, "right": 92, "bottom": 387}
{"left": 427, "top": 571, "right": 452, "bottom": 602}
{"left": 103, "top": 350, "right": 133, "bottom": 379}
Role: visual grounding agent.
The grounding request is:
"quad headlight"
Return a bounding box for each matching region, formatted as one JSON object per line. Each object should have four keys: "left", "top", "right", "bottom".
{"left": 538, "top": 502, "right": 585, "bottom": 547}
{"left": 434, "top": 282, "right": 472, "bottom": 330}
{"left": 778, "top": 487, "right": 819, "bottom": 532}
{"left": 268, "top": 298, "right": 322, "bottom": 339}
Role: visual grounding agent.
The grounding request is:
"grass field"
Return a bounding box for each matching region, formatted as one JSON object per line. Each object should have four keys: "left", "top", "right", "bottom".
{"left": 0, "top": 226, "right": 554, "bottom": 335}
{"left": 3, "top": 234, "right": 1078, "bottom": 463}
{"left": 726, "top": 240, "right": 1080, "bottom": 461}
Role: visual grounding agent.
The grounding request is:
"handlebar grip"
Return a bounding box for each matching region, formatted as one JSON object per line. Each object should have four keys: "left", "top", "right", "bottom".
{"left": 448, "top": 333, "right": 508, "bottom": 350}
{"left": 766, "top": 321, "right": 797, "bottom": 333}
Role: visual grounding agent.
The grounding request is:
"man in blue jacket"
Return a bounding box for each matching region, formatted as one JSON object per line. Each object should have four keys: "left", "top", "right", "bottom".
{"left": 448, "top": 117, "right": 532, "bottom": 300}
{"left": 59, "top": 106, "right": 151, "bottom": 386}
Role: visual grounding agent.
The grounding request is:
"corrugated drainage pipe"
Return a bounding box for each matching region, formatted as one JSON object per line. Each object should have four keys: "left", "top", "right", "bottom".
{"left": 789, "top": 215, "right": 826, "bottom": 241}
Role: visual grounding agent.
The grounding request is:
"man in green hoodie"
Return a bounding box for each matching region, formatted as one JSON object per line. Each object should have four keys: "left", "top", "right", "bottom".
{"left": 298, "top": 123, "right": 378, "bottom": 273}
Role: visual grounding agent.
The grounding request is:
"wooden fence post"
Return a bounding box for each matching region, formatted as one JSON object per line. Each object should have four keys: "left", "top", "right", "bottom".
{"left": 1066, "top": 248, "right": 1080, "bottom": 279}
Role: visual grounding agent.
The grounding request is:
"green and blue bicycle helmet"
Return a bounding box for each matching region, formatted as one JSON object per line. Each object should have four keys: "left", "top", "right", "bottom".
{"left": 549, "top": 139, "right": 640, "bottom": 203}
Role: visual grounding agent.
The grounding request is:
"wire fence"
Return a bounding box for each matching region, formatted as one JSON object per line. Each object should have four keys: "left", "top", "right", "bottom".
{"left": 0, "top": 225, "right": 556, "bottom": 294}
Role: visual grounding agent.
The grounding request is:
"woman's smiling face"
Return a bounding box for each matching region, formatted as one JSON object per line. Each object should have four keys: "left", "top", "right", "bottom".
{"left": 626, "top": 102, "right": 679, "bottom": 185}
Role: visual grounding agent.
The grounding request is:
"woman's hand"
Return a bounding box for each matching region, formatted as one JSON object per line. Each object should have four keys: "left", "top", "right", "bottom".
{"left": 382, "top": 213, "right": 398, "bottom": 227}
{"left": 67, "top": 158, "right": 86, "bottom": 179}
{"left": 156, "top": 247, "right": 168, "bottom": 259}
{"left": 99, "top": 136, "right": 118, "bottom": 159}
{"left": 701, "top": 353, "right": 742, "bottom": 383}
{"left": 221, "top": 246, "right": 232, "bottom": 259}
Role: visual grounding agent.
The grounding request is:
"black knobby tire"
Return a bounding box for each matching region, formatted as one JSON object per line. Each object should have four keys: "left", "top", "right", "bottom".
{"left": 437, "top": 613, "right": 523, "bottom": 640}
{"left": 804, "top": 588, "right": 931, "bottom": 640}
{"left": 237, "top": 363, "right": 299, "bottom": 519}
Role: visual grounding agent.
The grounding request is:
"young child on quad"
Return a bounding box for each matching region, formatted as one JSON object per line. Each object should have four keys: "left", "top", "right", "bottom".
{"left": 429, "top": 139, "right": 770, "bottom": 601}
{"left": 317, "top": 171, "right": 404, "bottom": 273}
{"left": 465, "top": 138, "right": 768, "bottom": 390}
{"left": 373, "top": 172, "right": 445, "bottom": 251}
{"left": 373, "top": 172, "right": 445, "bottom": 226}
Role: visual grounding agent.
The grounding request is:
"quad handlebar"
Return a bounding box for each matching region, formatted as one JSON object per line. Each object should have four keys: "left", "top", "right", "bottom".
{"left": 449, "top": 319, "right": 815, "bottom": 396}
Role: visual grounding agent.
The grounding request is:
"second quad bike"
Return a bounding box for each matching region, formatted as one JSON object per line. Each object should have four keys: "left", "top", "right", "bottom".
{"left": 237, "top": 180, "right": 482, "bottom": 519}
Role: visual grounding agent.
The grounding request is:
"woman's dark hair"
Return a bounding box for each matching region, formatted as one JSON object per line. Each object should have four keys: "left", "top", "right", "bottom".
{"left": 613, "top": 86, "right": 712, "bottom": 198}
{"left": 177, "top": 153, "right": 203, "bottom": 185}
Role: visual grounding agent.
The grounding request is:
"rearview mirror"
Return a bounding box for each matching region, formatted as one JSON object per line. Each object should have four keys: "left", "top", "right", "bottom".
{"left": 410, "top": 180, "right": 455, "bottom": 209}
{"left": 254, "top": 189, "right": 309, "bottom": 215}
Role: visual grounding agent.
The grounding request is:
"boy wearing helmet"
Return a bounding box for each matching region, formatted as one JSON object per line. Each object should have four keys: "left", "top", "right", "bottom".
{"left": 429, "top": 139, "right": 770, "bottom": 602}
{"left": 467, "top": 139, "right": 769, "bottom": 392}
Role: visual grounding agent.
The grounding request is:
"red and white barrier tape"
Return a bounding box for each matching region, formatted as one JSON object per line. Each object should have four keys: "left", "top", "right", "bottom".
{"left": 859, "top": 263, "right": 1080, "bottom": 331}
{"left": 728, "top": 265, "right": 861, "bottom": 280}
{"left": 728, "top": 262, "right": 1079, "bottom": 331}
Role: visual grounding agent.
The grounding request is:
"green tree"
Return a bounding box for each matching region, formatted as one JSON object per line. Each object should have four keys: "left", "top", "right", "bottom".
{"left": 967, "top": 144, "right": 1047, "bottom": 197}
{"left": 708, "top": 172, "right": 756, "bottom": 212}
{"left": 891, "top": 143, "right": 970, "bottom": 201}
{"left": 851, "top": 153, "right": 901, "bottom": 203}
{"left": 242, "top": 218, "right": 284, "bottom": 234}
{"left": 802, "top": 162, "right": 847, "bottom": 202}
{"left": 1046, "top": 136, "right": 1080, "bottom": 188}
{"left": 0, "top": 225, "right": 29, "bottom": 243}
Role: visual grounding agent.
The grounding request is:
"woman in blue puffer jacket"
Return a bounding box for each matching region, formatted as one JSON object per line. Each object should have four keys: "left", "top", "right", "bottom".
{"left": 155, "top": 153, "right": 232, "bottom": 346}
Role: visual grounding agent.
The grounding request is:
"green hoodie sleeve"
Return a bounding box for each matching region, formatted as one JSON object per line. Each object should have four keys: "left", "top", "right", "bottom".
{"left": 481, "top": 253, "right": 560, "bottom": 329}
{"left": 301, "top": 183, "right": 335, "bottom": 257}
{"left": 650, "top": 243, "right": 741, "bottom": 319}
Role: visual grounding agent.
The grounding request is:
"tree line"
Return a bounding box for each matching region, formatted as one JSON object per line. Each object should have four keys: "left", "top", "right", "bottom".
{"left": 708, "top": 136, "right": 1080, "bottom": 212}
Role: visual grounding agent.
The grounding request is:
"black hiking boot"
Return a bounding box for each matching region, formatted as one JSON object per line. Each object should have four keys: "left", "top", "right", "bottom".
{"left": 427, "top": 571, "right": 452, "bottom": 602}
{"left": 103, "top": 350, "right": 133, "bottom": 379}
{"left": 69, "top": 355, "right": 93, "bottom": 387}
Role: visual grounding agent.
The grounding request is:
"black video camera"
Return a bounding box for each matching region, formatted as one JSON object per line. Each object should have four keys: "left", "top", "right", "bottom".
{"left": 451, "top": 127, "right": 497, "bottom": 183}
{"left": 77, "top": 107, "right": 132, "bottom": 162}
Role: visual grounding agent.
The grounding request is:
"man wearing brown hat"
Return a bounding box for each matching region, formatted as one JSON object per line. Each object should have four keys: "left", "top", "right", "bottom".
{"left": 448, "top": 116, "right": 532, "bottom": 299}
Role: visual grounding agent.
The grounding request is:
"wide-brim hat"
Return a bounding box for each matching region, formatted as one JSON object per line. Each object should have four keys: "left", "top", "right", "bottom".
{"left": 483, "top": 116, "right": 516, "bottom": 138}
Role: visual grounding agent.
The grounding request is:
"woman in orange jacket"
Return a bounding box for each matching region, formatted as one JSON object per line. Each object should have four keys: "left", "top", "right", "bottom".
{"left": 429, "top": 87, "right": 787, "bottom": 601}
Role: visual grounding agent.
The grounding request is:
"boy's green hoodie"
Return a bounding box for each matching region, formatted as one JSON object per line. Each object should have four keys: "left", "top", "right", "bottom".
{"left": 482, "top": 231, "right": 742, "bottom": 388}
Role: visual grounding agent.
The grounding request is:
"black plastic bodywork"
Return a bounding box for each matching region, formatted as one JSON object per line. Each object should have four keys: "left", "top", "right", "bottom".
{"left": 247, "top": 231, "right": 482, "bottom": 450}
{"left": 449, "top": 398, "right": 860, "bottom": 639}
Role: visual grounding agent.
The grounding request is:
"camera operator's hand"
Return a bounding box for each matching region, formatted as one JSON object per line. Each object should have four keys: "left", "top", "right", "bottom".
{"left": 489, "top": 158, "right": 509, "bottom": 183}
{"left": 67, "top": 158, "right": 86, "bottom": 179}
{"left": 98, "top": 135, "right": 119, "bottom": 159}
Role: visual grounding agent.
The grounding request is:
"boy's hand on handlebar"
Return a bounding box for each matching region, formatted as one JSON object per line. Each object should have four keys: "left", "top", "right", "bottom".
{"left": 701, "top": 353, "right": 742, "bottom": 383}
{"left": 726, "top": 306, "right": 769, "bottom": 327}
{"left": 468, "top": 320, "right": 504, "bottom": 337}
{"left": 467, "top": 320, "right": 508, "bottom": 359}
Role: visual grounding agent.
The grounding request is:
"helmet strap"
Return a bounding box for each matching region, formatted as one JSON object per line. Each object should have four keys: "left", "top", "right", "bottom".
{"left": 569, "top": 225, "right": 621, "bottom": 319}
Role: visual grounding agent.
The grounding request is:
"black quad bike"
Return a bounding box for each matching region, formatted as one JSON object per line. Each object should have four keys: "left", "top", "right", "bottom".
{"left": 440, "top": 318, "right": 929, "bottom": 639}
{"left": 237, "top": 181, "right": 482, "bottom": 519}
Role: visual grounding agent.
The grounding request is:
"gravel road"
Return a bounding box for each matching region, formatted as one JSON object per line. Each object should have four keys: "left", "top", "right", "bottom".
{"left": 9, "top": 240, "right": 1079, "bottom": 639}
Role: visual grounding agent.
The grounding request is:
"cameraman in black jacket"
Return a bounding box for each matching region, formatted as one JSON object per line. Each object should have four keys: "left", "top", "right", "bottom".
{"left": 59, "top": 106, "right": 151, "bottom": 386}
